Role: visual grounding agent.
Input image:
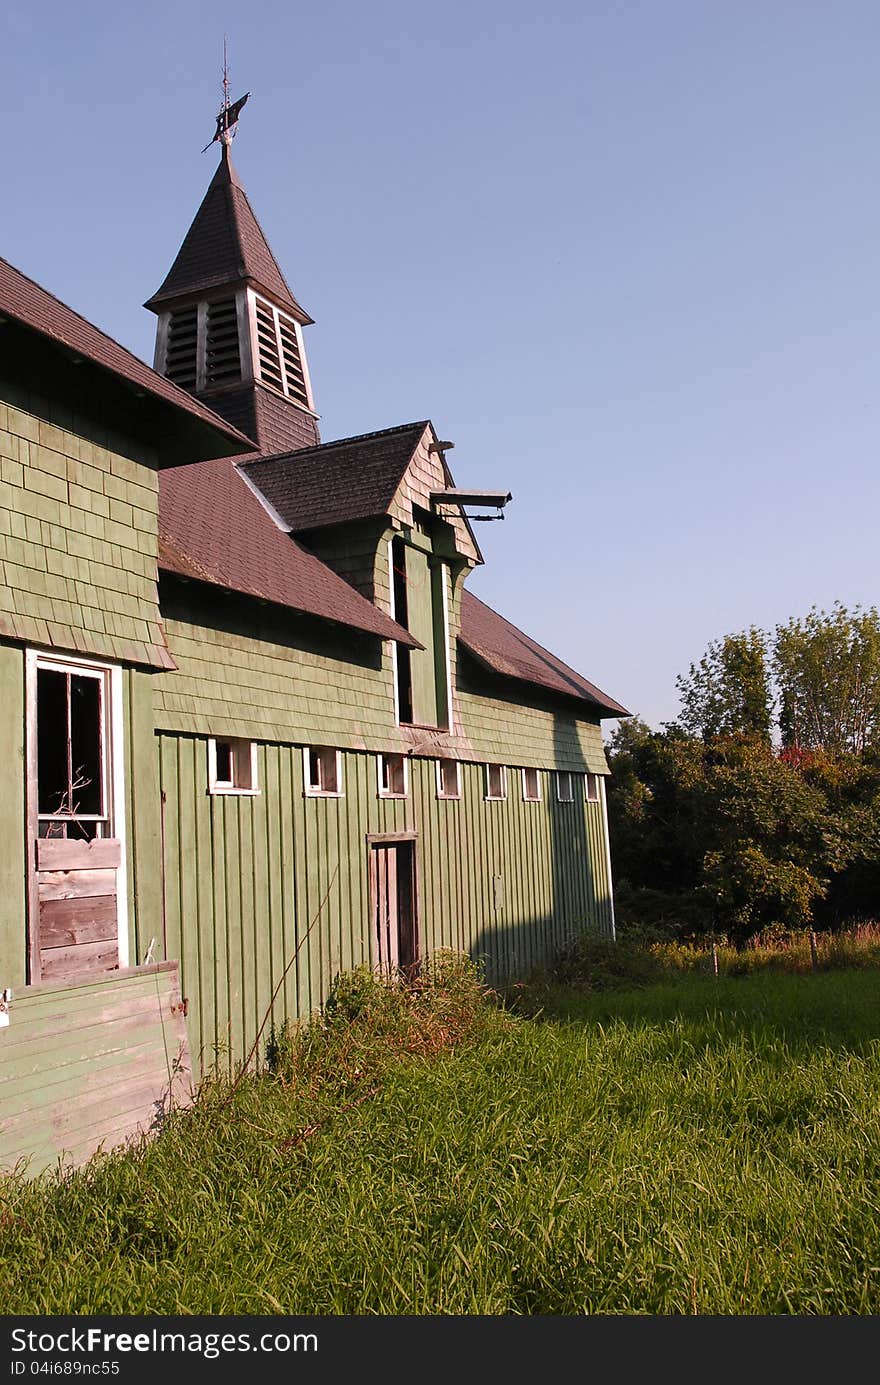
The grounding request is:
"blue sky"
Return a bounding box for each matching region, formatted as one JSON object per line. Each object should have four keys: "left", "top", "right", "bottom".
{"left": 4, "top": 1, "right": 879, "bottom": 731}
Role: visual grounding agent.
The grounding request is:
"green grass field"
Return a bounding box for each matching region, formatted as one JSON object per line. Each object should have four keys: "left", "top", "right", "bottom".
{"left": 2, "top": 959, "right": 880, "bottom": 1314}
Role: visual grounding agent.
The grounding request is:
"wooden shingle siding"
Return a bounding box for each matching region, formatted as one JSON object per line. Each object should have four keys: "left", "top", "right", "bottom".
{"left": 0, "top": 403, "right": 171, "bottom": 669}
{"left": 157, "top": 740, "right": 613, "bottom": 1075}
{"left": 153, "top": 613, "right": 398, "bottom": 751}
{"left": 455, "top": 689, "right": 609, "bottom": 774}
{"left": 389, "top": 429, "right": 479, "bottom": 564}
{"left": 300, "top": 519, "right": 388, "bottom": 601}
{"left": 0, "top": 963, "right": 192, "bottom": 1176}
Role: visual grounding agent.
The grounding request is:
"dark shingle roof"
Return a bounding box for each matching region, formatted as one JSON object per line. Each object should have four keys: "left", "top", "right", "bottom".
{"left": 459, "top": 590, "right": 629, "bottom": 717}
{"left": 0, "top": 257, "right": 255, "bottom": 459}
{"left": 239, "top": 421, "right": 429, "bottom": 531}
{"left": 159, "top": 455, "right": 419, "bottom": 646}
{"left": 144, "top": 147, "right": 311, "bottom": 322}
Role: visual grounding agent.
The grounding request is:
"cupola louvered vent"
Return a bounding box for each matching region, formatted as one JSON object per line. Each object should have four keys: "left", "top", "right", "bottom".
{"left": 255, "top": 298, "right": 284, "bottom": 392}
{"left": 205, "top": 298, "right": 241, "bottom": 386}
{"left": 278, "top": 316, "right": 309, "bottom": 408}
{"left": 164, "top": 308, "right": 198, "bottom": 390}
{"left": 254, "top": 294, "right": 312, "bottom": 409}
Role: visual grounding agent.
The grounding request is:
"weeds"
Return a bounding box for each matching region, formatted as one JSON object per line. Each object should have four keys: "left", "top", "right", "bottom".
{"left": 3, "top": 946, "right": 880, "bottom": 1313}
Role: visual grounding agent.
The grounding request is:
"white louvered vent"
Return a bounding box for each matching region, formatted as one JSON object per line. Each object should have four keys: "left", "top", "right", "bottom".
{"left": 204, "top": 298, "right": 241, "bottom": 387}
{"left": 255, "top": 298, "right": 284, "bottom": 392}
{"left": 277, "top": 316, "right": 309, "bottom": 407}
{"left": 254, "top": 294, "right": 311, "bottom": 408}
{"left": 164, "top": 308, "right": 198, "bottom": 390}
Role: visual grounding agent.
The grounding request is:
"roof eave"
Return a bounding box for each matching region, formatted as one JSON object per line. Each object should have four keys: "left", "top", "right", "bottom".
{"left": 458, "top": 638, "right": 630, "bottom": 719}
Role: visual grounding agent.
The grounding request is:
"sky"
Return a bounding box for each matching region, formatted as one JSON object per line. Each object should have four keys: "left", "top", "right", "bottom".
{"left": 4, "top": 1, "right": 880, "bottom": 733}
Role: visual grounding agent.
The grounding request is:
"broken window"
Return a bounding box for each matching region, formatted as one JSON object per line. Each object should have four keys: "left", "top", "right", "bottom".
{"left": 436, "top": 758, "right": 461, "bottom": 799}
{"left": 36, "top": 664, "right": 107, "bottom": 839}
{"left": 556, "top": 771, "right": 575, "bottom": 803}
{"left": 484, "top": 763, "right": 507, "bottom": 801}
{"left": 208, "top": 738, "right": 258, "bottom": 794}
{"left": 378, "top": 754, "right": 407, "bottom": 798}
{"left": 522, "top": 767, "right": 541, "bottom": 802}
{"left": 305, "top": 746, "right": 343, "bottom": 796}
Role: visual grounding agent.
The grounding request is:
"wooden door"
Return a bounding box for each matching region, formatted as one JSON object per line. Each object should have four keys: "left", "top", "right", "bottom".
{"left": 27, "top": 653, "right": 124, "bottom": 983}
{"left": 370, "top": 840, "right": 417, "bottom": 978}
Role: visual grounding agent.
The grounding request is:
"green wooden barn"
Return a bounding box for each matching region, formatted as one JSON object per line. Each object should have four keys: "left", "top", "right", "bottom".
{"left": 0, "top": 120, "right": 628, "bottom": 1174}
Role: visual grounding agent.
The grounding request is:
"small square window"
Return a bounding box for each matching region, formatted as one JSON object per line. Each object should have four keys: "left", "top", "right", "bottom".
{"left": 208, "top": 738, "right": 258, "bottom": 795}
{"left": 484, "top": 764, "right": 508, "bottom": 800}
{"left": 378, "top": 753, "right": 408, "bottom": 798}
{"left": 304, "top": 746, "right": 343, "bottom": 796}
{"left": 522, "top": 767, "right": 541, "bottom": 802}
{"left": 436, "top": 758, "right": 461, "bottom": 799}
{"left": 585, "top": 772, "right": 600, "bottom": 803}
{"left": 556, "top": 770, "right": 574, "bottom": 802}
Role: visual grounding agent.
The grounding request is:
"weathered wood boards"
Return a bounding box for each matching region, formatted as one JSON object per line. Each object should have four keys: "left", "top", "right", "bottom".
{"left": 0, "top": 962, "right": 192, "bottom": 1177}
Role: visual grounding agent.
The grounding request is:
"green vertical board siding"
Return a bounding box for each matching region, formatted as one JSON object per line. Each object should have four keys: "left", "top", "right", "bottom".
{"left": 124, "top": 669, "right": 163, "bottom": 968}
{"left": 158, "top": 737, "right": 614, "bottom": 1075}
{"left": 0, "top": 642, "right": 26, "bottom": 988}
{"left": 405, "top": 546, "right": 438, "bottom": 727}
{"left": 0, "top": 963, "right": 192, "bottom": 1177}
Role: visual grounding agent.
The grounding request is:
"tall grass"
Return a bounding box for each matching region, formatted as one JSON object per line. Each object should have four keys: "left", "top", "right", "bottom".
{"left": 2, "top": 952, "right": 880, "bottom": 1314}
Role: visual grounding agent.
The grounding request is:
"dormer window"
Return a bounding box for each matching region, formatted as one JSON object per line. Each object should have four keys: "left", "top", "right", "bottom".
{"left": 161, "top": 296, "right": 241, "bottom": 393}
{"left": 252, "top": 294, "right": 311, "bottom": 409}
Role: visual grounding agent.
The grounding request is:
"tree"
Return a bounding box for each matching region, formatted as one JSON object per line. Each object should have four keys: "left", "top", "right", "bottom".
{"left": 675, "top": 628, "right": 771, "bottom": 742}
{"left": 773, "top": 603, "right": 880, "bottom": 756}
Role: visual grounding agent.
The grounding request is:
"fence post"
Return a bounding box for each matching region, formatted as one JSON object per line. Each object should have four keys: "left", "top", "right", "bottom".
{"left": 810, "top": 930, "right": 819, "bottom": 972}
{"left": 712, "top": 940, "right": 719, "bottom": 978}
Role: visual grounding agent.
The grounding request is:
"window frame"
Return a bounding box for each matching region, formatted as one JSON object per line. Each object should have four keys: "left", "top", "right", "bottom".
{"left": 556, "top": 770, "right": 575, "bottom": 803}
{"left": 484, "top": 763, "right": 508, "bottom": 802}
{"left": 303, "top": 746, "right": 344, "bottom": 798}
{"left": 208, "top": 737, "right": 259, "bottom": 796}
{"left": 435, "top": 758, "right": 461, "bottom": 800}
{"left": 585, "top": 771, "right": 600, "bottom": 803}
{"left": 377, "top": 753, "right": 408, "bottom": 799}
{"left": 521, "top": 767, "right": 542, "bottom": 803}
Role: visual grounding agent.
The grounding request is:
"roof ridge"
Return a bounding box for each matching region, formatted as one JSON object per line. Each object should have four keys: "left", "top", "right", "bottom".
{"left": 244, "top": 419, "right": 430, "bottom": 467}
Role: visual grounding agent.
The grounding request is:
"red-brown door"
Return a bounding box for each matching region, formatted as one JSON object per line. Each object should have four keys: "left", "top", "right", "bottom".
{"left": 370, "top": 840, "right": 417, "bottom": 977}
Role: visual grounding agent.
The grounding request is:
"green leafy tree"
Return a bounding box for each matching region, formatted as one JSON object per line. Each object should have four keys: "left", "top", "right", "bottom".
{"left": 675, "top": 628, "right": 771, "bottom": 742}
{"left": 773, "top": 603, "right": 880, "bottom": 756}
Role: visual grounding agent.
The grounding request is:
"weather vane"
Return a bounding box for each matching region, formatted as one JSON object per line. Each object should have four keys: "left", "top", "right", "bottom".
{"left": 202, "top": 36, "right": 249, "bottom": 152}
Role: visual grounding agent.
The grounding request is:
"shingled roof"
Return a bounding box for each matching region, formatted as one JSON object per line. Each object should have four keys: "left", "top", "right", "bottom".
{"left": 144, "top": 145, "right": 312, "bottom": 323}
{"left": 0, "top": 256, "right": 255, "bottom": 461}
{"left": 238, "top": 421, "right": 430, "bottom": 531}
{"left": 459, "top": 590, "right": 629, "bottom": 718}
{"left": 159, "top": 455, "right": 419, "bottom": 646}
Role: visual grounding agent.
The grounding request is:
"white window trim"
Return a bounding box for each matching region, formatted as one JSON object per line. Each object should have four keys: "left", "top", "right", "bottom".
{"left": 435, "top": 758, "right": 461, "bottom": 800}
{"left": 207, "top": 737, "right": 260, "bottom": 796}
{"left": 377, "top": 753, "right": 408, "bottom": 799}
{"left": 303, "top": 746, "right": 344, "bottom": 798}
{"left": 585, "top": 771, "right": 600, "bottom": 803}
{"left": 556, "top": 770, "right": 575, "bottom": 803}
{"left": 521, "top": 767, "right": 542, "bottom": 802}
{"left": 484, "top": 763, "right": 508, "bottom": 801}
{"left": 26, "top": 648, "right": 129, "bottom": 969}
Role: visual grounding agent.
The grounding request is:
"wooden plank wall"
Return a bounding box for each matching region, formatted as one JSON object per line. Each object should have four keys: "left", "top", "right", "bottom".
{"left": 0, "top": 962, "right": 192, "bottom": 1177}
{"left": 156, "top": 737, "right": 613, "bottom": 1075}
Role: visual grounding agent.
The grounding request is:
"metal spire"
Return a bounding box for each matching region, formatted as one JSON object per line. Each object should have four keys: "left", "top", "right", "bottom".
{"left": 202, "top": 38, "right": 250, "bottom": 153}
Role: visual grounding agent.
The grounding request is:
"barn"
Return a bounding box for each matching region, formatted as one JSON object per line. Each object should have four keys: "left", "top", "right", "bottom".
{"left": 0, "top": 116, "right": 627, "bottom": 1174}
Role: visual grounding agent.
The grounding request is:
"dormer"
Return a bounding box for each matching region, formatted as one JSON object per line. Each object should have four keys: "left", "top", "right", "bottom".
{"left": 145, "top": 144, "right": 319, "bottom": 452}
